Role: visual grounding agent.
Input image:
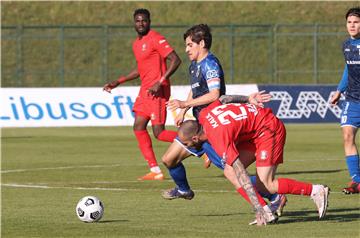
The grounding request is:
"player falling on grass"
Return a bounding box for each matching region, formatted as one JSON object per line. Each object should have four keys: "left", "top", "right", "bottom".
{"left": 177, "top": 96, "right": 330, "bottom": 225}
{"left": 330, "top": 7, "right": 360, "bottom": 194}
{"left": 103, "top": 9, "right": 181, "bottom": 180}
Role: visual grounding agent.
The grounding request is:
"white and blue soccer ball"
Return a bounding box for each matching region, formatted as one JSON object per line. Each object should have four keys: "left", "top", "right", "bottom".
{"left": 76, "top": 196, "right": 104, "bottom": 223}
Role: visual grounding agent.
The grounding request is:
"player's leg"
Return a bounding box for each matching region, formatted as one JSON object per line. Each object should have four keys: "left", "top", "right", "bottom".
{"left": 256, "top": 166, "right": 329, "bottom": 219}
{"left": 133, "top": 113, "right": 164, "bottom": 180}
{"left": 225, "top": 151, "right": 270, "bottom": 210}
{"left": 340, "top": 101, "right": 360, "bottom": 194}
{"left": 256, "top": 117, "right": 329, "bottom": 219}
{"left": 161, "top": 140, "right": 194, "bottom": 200}
{"left": 152, "top": 124, "right": 177, "bottom": 143}
{"left": 342, "top": 126, "right": 360, "bottom": 194}
{"left": 203, "top": 141, "right": 286, "bottom": 214}
{"left": 151, "top": 85, "right": 177, "bottom": 143}
{"left": 225, "top": 159, "right": 277, "bottom": 225}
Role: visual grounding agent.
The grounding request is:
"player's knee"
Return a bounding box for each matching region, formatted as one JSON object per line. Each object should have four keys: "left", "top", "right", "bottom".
{"left": 133, "top": 123, "right": 146, "bottom": 131}
{"left": 153, "top": 130, "right": 162, "bottom": 139}
{"left": 258, "top": 178, "right": 277, "bottom": 194}
{"left": 162, "top": 154, "right": 176, "bottom": 168}
{"left": 343, "top": 132, "right": 355, "bottom": 145}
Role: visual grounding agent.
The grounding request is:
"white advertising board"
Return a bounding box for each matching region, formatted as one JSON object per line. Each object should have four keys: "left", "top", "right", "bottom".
{"left": 0, "top": 85, "right": 258, "bottom": 127}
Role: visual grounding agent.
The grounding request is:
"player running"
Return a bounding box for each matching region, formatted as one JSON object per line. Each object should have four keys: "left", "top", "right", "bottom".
{"left": 177, "top": 96, "right": 330, "bottom": 225}
{"left": 103, "top": 9, "right": 181, "bottom": 180}
{"left": 330, "top": 7, "right": 360, "bottom": 194}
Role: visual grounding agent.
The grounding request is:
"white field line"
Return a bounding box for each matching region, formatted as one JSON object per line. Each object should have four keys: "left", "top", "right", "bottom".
{"left": 1, "top": 183, "right": 342, "bottom": 194}
{"left": 1, "top": 164, "right": 125, "bottom": 174}
{"left": 1, "top": 158, "right": 343, "bottom": 174}
{"left": 1, "top": 183, "right": 233, "bottom": 193}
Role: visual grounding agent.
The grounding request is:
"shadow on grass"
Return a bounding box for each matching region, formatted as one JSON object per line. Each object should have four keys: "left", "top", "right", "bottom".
{"left": 276, "top": 169, "right": 345, "bottom": 176}
{"left": 191, "top": 212, "right": 244, "bottom": 217}
{"left": 99, "top": 219, "right": 130, "bottom": 223}
{"left": 278, "top": 207, "right": 360, "bottom": 224}
{"left": 191, "top": 169, "right": 345, "bottom": 180}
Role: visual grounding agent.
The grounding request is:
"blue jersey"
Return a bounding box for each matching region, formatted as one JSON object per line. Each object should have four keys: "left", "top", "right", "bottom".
{"left": 189, "top": 52, "right": 226, "bottom": 119}
{"left": 337, "top": 38, "right": 360, "bottom": 103}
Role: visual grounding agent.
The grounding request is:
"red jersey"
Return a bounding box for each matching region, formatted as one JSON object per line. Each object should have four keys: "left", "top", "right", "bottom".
{"left": 198, "top": 100, "right": 275, "bottom": 164}
{"left": 132, "top": 30, "right": 174, "bottom": 97}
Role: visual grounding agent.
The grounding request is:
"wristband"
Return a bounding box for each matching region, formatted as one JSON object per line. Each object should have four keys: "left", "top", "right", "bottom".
{"left": 117, "top": 76, "right": 126, "bottom": 84}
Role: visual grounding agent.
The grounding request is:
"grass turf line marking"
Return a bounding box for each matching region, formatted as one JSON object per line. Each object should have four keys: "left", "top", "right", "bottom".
{"left": 1, "top": 158, "right": 343, "bottom": 174}
{"left": 2, "top": 183, "right": 342, "bottom": 194}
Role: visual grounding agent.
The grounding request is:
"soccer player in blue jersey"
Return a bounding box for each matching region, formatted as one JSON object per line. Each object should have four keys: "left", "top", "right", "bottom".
{"left": 330, "top": 7, "right": 360, "bottom": 194}
{"left": 161, "top": 24, "right": 226, "bottom": 201}
{"left": 161, "top": 24, "right": 286, "bottom": 222}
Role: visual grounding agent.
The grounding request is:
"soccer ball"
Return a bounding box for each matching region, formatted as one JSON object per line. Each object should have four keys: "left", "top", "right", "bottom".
{"left": 76, "top": 196, "right": 104, "bottom": 222}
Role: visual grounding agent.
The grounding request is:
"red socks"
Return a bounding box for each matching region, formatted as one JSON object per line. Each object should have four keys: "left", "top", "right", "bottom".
{"left": 157, "top": 130, "right": 177, "bottom": 142}
{"left": 134, "top": 130, "right": 157, "bottom": 168}
{"left": 236, "top": 187, "right": 267, "bottom": 207}
{"left": 277, "top": 178, "right": 312, "bottom": 196}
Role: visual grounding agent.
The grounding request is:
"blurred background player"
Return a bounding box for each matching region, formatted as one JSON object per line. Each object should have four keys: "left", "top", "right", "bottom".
{"left": 177, "top": 96, "right": 330, "bottom": 224}
{"left": 330, "top": 7, "right": 360, "bottom": 194}
{"left": 103, "top": 9, "right": 181, "bottom": 180}
{"left": 161, "top": 24, "right": 226, "bottom": 198}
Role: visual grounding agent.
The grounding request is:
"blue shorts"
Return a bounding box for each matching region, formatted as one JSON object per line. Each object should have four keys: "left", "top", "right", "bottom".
{"left": 174, "top": 137, "right": 225, "bottom": 169}
{"left": 340, "top": 101, "right": 360, "bottom": 128}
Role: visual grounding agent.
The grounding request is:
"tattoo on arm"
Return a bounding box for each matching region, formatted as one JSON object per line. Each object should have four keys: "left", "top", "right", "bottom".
{"left": 219, "top": 95, "right": 249, "bottom": 104}
{"left": 232, "top": 159, "right": 263, "bottom": 212}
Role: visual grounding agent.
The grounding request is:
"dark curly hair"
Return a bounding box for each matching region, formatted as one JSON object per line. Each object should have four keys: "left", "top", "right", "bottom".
{"left": 183, "top": 24, "right": 212, "bottom": 50}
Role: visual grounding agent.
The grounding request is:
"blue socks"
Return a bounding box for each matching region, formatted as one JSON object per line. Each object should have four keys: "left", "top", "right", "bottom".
{"left": 168, "top": 163, "right": 190, "bottom": 192}
{"left": 346, "top": 154, "right": 360, "bottom": 183}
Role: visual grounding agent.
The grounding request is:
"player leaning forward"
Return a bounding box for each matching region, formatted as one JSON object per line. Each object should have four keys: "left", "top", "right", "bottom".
{"left": 103, "top": 9, "right": 181, "bottom": 180}
{"left": 178, "top": 97, "right": 330, "bottom": 225}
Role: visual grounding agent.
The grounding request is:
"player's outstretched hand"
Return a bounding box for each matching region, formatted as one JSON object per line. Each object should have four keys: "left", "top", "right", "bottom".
{"left": 248, "top": 90, "right": 272, "bottom": 107}
{"left": 329, "top": 91, "right": 341, "bottom": 105}
{"left": 103, "top": 80, "right": 120, "bottom": 93}
{"left": 255, "top": 211, "right": 267, "bottom": 226}
{"left": 174, "top": 112, "right": 185, "bottom": 127}
{"left": 167, "top": 99, "right": 186, "bottom": 111}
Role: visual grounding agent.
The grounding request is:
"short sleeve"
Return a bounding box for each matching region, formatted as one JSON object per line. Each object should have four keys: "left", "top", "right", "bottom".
{"left": 203, "top": 60, "right": 221, "bottom": 90}
{"left": 152, "top": 33, "right": 174, "bottom": 58}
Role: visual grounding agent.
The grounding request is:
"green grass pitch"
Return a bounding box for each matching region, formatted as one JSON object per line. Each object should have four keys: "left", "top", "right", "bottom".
{"left": 2, "top": 125, "right": 359, "bottom": 237}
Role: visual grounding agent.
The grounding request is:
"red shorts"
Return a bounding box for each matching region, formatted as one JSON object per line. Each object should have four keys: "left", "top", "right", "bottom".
{"left": 253, "top": 117, "right": 286, "bottom": 167}
{"left": 132, "top": 85, "right": 170, "bottom": 125}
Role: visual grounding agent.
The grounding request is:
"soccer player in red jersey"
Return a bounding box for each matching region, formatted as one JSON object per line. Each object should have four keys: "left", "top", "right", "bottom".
{"left": 103, "top": 9, "right": 181, "bottom": 180}
{"left": 177, "top": 95, "right": 330, "bottom": 225}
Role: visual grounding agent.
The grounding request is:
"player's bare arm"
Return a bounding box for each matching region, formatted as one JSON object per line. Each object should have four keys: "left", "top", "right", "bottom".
{"left": 169, "top": 90, "right": 193, "bottom": 127}
{"left": 168, "top": 88, "right": 220, "bottom": 111}
{"left": 147, "top": 51, "right": 181, "bottom": 96}
{"left": 330, "top": 91, "right": 342, "bottom": 105}
{"left": 103, "top": 68, "right": 139, "bottom": 93}
{"left": 232, "top": 159, "right": 267, "bottom": 226}
{"left": 219, "top": 91, "right": 271, "bottom": 107}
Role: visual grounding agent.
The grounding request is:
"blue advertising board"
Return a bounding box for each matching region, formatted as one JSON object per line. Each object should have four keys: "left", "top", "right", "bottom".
{"left": 258, "top": 85, "right": 344, "bottom": 123}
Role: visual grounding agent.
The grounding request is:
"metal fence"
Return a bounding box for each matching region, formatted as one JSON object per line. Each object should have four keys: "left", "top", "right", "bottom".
{"left": 1, "top": 24, "right": 347, "bottom": 87}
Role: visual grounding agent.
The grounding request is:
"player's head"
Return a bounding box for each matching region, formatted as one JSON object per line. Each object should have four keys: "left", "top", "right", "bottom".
{"left": 345, "top": 7, "right": 360, "bottom": 38}
{"left": 183, "top": 24, "right": 212, "bottom": 61}
{"left": 178, "top": 120, "right": 206, "bottom": 150}
{"left": 133, "top": 8, "right": 151, "bottom": 36}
